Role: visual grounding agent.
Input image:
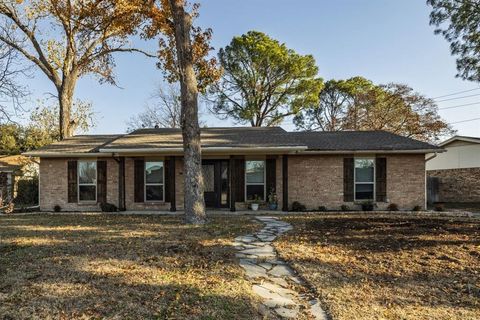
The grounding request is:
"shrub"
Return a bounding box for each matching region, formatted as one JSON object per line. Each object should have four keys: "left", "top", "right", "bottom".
{"left": 361, "top": 201, "right": 375, "bottom": 211}
{"left": 291, "top": 201, "right": 306, "bottom": 212}
{"left": 53, "top": 205, "right": 61, "bottom": 212}
{"left": 434, "top": 203, "right": 445, "bottom": 212}
{"left": 100, "top": 202, "right": 118, "bottom": 212}
{"left": 340, "top": 204, "right": 350, "bottom": 211}
{"left": 318, "top": 206, "right": 327, "bottom": 212}
{"left": 387, "top": 203, "right": 399, "bottom": 211}
{"left": 14, "top": 178, "right": 39, "bottom": 206}
{"left": 412, "top": 205, "right": 422, "bottom": 211}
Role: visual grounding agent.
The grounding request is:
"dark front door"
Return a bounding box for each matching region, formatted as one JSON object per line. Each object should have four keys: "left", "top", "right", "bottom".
{"left": 202, "top": 160, "right": 229, "bottom": 208}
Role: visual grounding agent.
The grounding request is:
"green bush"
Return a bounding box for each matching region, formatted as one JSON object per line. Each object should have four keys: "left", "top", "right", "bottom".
{"left": 412, "top": 205, "right": 422, "bottom": 211}
{"left": 434, "top": 203, "right": 445, "bottom": 212}
{"left": 14, "top": 178, "right": 39, "bottom": 205}
{"left": 291, "top": 201, "right": 306, "bottom": 212}
{"left": 340, "top": 204, "right": 350, "bottom": 211}
{"left": 361, "top": 201, "right": 375, "bottom": 211}
{"left": 101, "top": 202, "right": 118, "bottom": 212}
{"left": 387, "top": 203, "right": 399, "bottom": 211}
{"left": 53, "top": 205, "right": 61, "bottom": 212}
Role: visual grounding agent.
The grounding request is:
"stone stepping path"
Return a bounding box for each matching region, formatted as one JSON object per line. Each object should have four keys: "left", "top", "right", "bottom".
{"left": 234, "top": 216, "right": 328, "bottom": 319}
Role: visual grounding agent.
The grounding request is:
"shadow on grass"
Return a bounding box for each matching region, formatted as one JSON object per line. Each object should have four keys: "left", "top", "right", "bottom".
{"left": 0, "top": 214, "right": 261, "bottom": 319}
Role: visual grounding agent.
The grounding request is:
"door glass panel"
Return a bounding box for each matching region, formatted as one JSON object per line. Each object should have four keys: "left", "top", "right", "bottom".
{"left": 202, "top": 165, "right": 215, "bottom": 192}
{"left": 220, "top": 161, "right": 228, "bottom": 205}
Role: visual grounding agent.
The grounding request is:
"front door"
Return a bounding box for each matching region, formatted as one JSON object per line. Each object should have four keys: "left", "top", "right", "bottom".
{"left": 202, "top": 160, "right": 229, "bottom": 208}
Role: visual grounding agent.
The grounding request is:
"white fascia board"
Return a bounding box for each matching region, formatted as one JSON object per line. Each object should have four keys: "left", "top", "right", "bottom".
{"left": 21, "top": 152, "right": 114, "bottom": 158}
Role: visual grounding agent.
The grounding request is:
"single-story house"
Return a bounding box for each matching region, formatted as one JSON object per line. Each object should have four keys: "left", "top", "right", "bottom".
{"left": 426, "top": 135, "right": 480, "bottom": 203}
{"left": 23, "top": 127, "right": 441, "bottom": 212}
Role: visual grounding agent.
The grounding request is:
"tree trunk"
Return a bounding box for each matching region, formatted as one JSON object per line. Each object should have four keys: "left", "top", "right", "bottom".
{"left": 168, "top": 0, "right": 206, "bottom": 224}
{"left": 58, "top": 77, "right": 76, "bottom": 139}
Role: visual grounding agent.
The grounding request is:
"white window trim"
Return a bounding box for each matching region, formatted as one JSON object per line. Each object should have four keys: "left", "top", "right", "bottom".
{"left": 354, "top": 158, "right": 376, "bottom": 202}
{"left": 245, "top": 160, "right": 266, "bottom": 202}
{"left": 78, "top": 160, "right": 97, "bottom": 203}
{"left": 144, "top": 160, "right": 165, "bottom": 202}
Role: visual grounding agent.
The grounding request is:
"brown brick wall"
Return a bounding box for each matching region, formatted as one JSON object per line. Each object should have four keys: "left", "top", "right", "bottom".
{"left": 39, "top": 154, "right": 427, "bottom": 212}
{"left": 385, "top": 154, "right": 425, "bottom": 210}
{"left": 39, "top": 158, "right": 119, "bottom": 211}
{"left": 427, "top": 168, "right": 480, "bottom": 203}
{"left": 288, "top": 155, "right": 344, "bottom": 210}
{"left": 287, "top": 154, "right": 426, "bottom": 210}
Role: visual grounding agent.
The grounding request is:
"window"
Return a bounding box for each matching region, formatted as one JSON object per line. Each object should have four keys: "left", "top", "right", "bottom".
{"left": 78, "top": 161, "right": 97, "bottom": 202}
{"left": 245, "top": 160, "right": 265, "bottom": 201}
{"left": 354, "top": 158, "right": 375, "bottom": 200}
{"left": 145, "top": 161, "right": 164, "bottom": 201}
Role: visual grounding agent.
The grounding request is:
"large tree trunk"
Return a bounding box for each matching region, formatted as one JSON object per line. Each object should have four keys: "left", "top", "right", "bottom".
{"left": 58, "top": 77, "right": 76, "bottom": 139}
{"left": 169, "top": 0, "right": 206, "bottom": 224}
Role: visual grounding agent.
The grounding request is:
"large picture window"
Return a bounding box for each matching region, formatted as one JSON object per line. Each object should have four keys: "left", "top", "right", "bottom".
{"left": 78, "top": 160, "right": 97, "bottom": 202}
{"left": 145, "top": 161, "right": 164, "bottom": 201}
{"left": 245, "top": 160, "right": 265, "bottom": 201}
{"left": 354, "top": 158, "right": 375, "bottom": 201}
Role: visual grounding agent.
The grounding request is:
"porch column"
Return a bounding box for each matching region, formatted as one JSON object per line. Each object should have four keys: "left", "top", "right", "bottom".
{"left": 229, "top": 156, "right": 236, "bottom": 212}
{"left": 170, "top": 156, "right": 176, "bottom": 212}
{"left": 282, "top": 155, "right": 288, "bottom": 212}
{"left": 118, "top": 156, "right": 126, "bottom": 211}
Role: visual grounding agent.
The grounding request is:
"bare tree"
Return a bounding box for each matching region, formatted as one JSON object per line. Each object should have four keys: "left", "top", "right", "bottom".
{"left": 0, "top": 1, "right": 153, "bottom": 139}
{"left": 0, "top": 39, "right": 28, "bottom": 123}
{"left": 127, "top": 84, "right": 182, "bottom": 131}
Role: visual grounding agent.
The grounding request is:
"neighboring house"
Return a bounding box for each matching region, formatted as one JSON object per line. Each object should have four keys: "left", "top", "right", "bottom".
{"left": 426, "top": 135, "right": 480, "bottom": 204}
{"left": 23, "top": 127, "right": 441, "bottom": 212}
{"left": 0, "top": 155, "right": 37, "bottom": 203}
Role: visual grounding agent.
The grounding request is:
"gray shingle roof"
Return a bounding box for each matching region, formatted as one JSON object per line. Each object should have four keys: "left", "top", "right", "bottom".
{"left": 23, "top": 135, "right": 122, "bottom": 155}
{"left": 102, "top": 127, "right": 303, "bottom": 150}
{"left": 292, "top": 131, "right": 441, "bottom": 151}
{"left": 23, "top": 128, "right": 441, "bottom": 156}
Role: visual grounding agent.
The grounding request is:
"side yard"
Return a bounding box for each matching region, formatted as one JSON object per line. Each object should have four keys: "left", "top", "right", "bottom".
{"left": 0, "top": 214, "right": 261, "bottom": 319}
{"left": 275, "top": 213, "right": 480, "bottom": 320}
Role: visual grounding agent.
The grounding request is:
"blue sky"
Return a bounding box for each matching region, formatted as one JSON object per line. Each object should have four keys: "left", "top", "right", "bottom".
{"left": 19, "top": 0, "right": 480, "bottom": 137}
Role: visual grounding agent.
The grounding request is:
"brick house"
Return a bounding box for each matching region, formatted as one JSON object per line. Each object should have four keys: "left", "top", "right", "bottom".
{"left": 426, "top": 135, "right": 480, "bottom": 204}
{"left": 23, "top": 127, "right": 441, "bottom": 212}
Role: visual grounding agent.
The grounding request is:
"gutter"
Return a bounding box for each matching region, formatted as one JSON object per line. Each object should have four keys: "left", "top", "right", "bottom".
{"left": 425, "top": 152, "right": 438, "bottom": 162}
{"left": 296, "top": 149, "right": 445, "bottom": 155}
{"left": 22, "top": 152, "right": 114, "bottom": 158}
{"left": 98, "top": 146, "right": 309, "bottom": 154}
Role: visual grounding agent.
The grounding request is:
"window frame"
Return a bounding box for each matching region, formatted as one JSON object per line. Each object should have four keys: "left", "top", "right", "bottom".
{"left": 353, "top": 157, "right": 376, "bottom": 202}
{"left": 144, "top": 160, "right": 165, "bottom": 202}
{"left": 77, "top": 160, "right": 97, "bottom": 203}
{"left": 245, "top": 159, "right": 266, "bottom": 202}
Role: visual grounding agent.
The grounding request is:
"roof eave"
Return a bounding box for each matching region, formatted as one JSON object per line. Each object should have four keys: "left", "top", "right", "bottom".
{"left": 98, "top": 146, "right": 309, "bottom": 155}
{"left": 297, "top": 149, "right": 445, "bottom": 154}
{"left": 22, "top": 152, "right": 114, "bottom": 158}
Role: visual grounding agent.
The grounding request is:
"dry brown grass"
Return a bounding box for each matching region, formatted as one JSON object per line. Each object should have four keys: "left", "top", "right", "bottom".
{"left": 274, "top": 213, "right": 480, "bottom": 320}
{"left": 0, "top": 214, "right": 262, "bottom": 319}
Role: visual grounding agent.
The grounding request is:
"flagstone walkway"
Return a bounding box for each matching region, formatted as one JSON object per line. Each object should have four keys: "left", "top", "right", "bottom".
{"left": 234, "top": 216, "right": 328, "bottom": 319}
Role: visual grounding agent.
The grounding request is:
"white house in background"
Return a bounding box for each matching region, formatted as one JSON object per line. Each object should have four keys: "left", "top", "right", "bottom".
{"left": 426, "top": 136, "right": 480, "bottom": 203}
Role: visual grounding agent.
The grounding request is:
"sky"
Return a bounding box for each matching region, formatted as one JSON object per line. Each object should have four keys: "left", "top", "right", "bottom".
{"left": 16, "top": 0, "right": 480, "bottom": 138}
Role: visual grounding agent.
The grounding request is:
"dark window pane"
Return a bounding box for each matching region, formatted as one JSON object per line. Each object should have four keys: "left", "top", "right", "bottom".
{"left": 79, "top": 185, "right": 96, "bottom": 201}
{"left": 78, "top": 161, "right": 96, "bottom": 184}
{"left": 246, "top": 161, "right": 265, "bottom": 183}
{"left": 355, "top": 159, "right": 374, "bottom": 182}
{"left": 146, "top": 185, "right": 163, "bottom": 201}
{"left": 355, "top": 184, "right": 374, "bottom": 200}
{"left": 146, "top": 162, "right": 164, "bottom": 184}
{"left": 246, "top": 185, "right": 264, "bottom": 201}
{"left": 202, "top": 164, "right": 215, "bottom": 192}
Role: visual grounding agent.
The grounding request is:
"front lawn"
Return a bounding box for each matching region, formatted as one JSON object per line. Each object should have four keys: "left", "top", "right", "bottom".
{"left": 0, "top": 214, "right": 261, "bottom": 319}
{"left": 275, "top": 213, "right": 480, "bottom": 320}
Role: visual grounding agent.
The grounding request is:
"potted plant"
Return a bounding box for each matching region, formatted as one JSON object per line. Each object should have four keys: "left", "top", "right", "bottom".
{"left": 267, "top": 188, "right": 278, "bottom": 210}
{"left": 251, "top": 195, "right": 260, "bottom": 211}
